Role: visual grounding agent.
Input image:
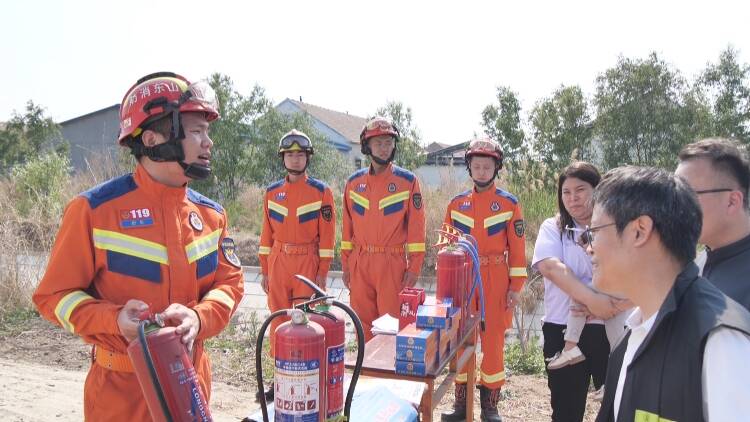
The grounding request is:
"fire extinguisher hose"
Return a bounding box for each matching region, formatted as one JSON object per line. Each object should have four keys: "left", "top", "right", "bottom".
{"left": 137, "top": 320, "right": 175, "bottom": 422}
{"left": 457, "top": 239, "right": 487, "bottom": 331}
{"left": 255, "top": 309, "right": 290, "bottom": 422}
{"left": 331, "top": 299, "right": 365, "bottom": 420}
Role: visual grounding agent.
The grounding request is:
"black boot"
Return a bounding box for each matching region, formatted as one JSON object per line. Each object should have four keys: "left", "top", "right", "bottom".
{"left": 255, "top": 382, "right": 274, "bottom": 403}
{"left": 479, "top": 385, "right": 502, "bottom": 422}
{"left": 440, "top": 383, "right": 467, "bottom": 421}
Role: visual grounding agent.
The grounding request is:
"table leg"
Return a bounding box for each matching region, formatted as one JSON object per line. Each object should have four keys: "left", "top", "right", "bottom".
{"left": 420, "top": 379, "right": 434, "bottom": 422}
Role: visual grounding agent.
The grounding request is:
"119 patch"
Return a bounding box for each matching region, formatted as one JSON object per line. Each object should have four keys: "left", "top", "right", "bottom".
{"left": 119, "top": 208, "right": 153, "bottom": 228}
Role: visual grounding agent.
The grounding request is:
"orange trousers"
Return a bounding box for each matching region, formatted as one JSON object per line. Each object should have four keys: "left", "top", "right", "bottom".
{"left": 266, "top": 246, "right": 318, "bottom": 356}
{"left": 83, "top": 345, "right": 211, "bottom": 421}
{"left": 348, "top": 249, "right": 407, "bottom": 342}
{"left": 456, "top": 262, "right": 512, "bottom": 390}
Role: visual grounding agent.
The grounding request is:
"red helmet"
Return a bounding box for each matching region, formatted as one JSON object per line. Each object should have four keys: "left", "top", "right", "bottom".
{"left": 465, "top": 138, "right": 503, "bottom": 161}
{"left": 117, "top": 72, "right": 219, "bottom": 145}
{"left": 359, "top": 117, "right": 400, "bottom": 143}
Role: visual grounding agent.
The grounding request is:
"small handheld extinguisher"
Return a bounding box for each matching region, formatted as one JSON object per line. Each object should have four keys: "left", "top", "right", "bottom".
{"left": 128, "top": 312, "right": 212, "bottom": 422}
{"left": 255, "top": 275, "right": 365, "bottom": 422}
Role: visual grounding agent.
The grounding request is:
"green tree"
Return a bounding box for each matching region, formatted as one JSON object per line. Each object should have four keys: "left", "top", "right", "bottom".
{"left": 698, "top": 46, "right": 750, "bottom": 143}
{"left": 481, "top": 86, "right": 527, "bottom": 171}
{"left": 0, "top": 101, "right": 68, "bottom": 173}
{"left": 529, "top": 85, "right": 592, "bottom": 174}
{"left": 374, "top": 101, "right": 426, "bottom": 171}
{"left": 594, "top": 53, "right": 691, "bottom": 168}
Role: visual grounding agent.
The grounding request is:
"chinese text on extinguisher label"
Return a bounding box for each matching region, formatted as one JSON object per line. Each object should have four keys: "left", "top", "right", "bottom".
{"left": 274, "top": 359, "right": 320, "bottom": 422}
{"left": 326, "top": 344, "right": 345, "bottom": 418}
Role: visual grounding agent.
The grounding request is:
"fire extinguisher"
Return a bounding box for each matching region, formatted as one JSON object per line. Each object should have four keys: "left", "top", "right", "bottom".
{"left": 255, "top": 275, "right": 365, "bottom": 422}
{"left": 127, "top": 312, "right": 212, "bottom": 422}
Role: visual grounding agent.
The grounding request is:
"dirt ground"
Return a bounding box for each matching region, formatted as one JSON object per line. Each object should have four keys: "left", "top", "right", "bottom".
{"left": 0, "top": 316, "right": 599, "bottom": 421}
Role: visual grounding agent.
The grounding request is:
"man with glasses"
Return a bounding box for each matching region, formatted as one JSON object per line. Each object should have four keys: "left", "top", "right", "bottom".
{"left": 341, "top": 116, "right": 426, "bottom": 341}
{"left": 676, "top": 138, "right": 750, "bottom": 309}
{"left": 589, "top": 166, "right": 750, "bottom": 422}
{"left": 257, "top": 129, "right": 336, "bottom": 400}
{"left": 32, "top": 72, "right": 245, "bottom": 420}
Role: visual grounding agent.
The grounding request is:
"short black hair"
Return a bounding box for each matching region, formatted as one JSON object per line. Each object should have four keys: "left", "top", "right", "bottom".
{"left": 679, "top": 137, "right": 750, "bottom": 209}
{"left": 593, "top": 166, "right": 702, "bottom": 265}
{"left": 126, "top": 115, "right": 173, "bottom": 160}
{"left": 557, "top": 161, "right": 601, "bottom": 240}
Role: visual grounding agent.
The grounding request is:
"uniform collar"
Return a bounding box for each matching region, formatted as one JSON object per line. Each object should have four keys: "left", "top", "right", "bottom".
{"left": 473, "top": 182, "right": 497, "bottom": 196}
{"left": 705, "top": 232, "right": 750, "bottom": 268}
{"left": 368, "top": 162, "right": 392, "bottom": 178}
{"left": 133, "top": 164, "right": 187, "bottom": 200}
{"left": 285, "top": 173, "right": 308, "bottom": 185}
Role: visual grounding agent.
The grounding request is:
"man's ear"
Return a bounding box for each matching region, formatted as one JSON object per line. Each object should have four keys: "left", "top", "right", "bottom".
{"left": 632, "top": 215, "right": 654, "bottom": 247}
{"left": 141, "top": 130, "right": 158, "bottom": 147}
{"left": 727, "top": 190, "right": 745, "bottom": 216}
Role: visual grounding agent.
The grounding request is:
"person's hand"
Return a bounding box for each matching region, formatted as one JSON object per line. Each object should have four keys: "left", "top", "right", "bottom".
{"left": 401, "top": 272, "right": 418, "bottom": 288}
{"left": 160, "top": 303, "right": 201, "bottom": 351}
{"left": 342, "top": 271, "right": 350, "bottom": 289}
{"left": 260, "top": 274, "right": 269, "bottom": 294}
{"left": 117, "top": 299, "right": 149, "bottom": 342}
{"left": 585, "top": 291, "right": 622, "bottom": 320}
{"left": 506, "top": 290, "right": 521, "bottom": 310}
{"left": 569, "top": 303, "right": 592, "bottom": 318}
{"left": 315, "top": 275, "right": 327, "bottom": 290}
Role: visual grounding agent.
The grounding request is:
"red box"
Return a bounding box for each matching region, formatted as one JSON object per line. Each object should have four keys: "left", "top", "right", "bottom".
{"left": 398, "top": 287, "right": 426, "bottom": 330}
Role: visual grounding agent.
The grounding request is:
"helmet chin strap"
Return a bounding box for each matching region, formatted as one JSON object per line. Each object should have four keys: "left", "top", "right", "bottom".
{"left": 473, "top": 176, "right": 495, "bottom": 188}
{"left": 368, "top": 145, "right": 396, "bottom": 166}
{"left": 179, "top": 161, "right": 211, "bottom": 180}
{"left": 283, "top": 154, "right": 310, "bottom": 176}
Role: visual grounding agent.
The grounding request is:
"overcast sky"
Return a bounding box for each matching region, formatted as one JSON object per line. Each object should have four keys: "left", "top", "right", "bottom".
{"left": 3, "top": 0, "right": 748, "bottom": 145}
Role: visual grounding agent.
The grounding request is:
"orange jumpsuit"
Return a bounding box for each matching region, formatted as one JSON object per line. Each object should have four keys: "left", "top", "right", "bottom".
{"left": 259, "top": 175, "right": 335, "bottom": 355}
{"left": 443, "top": 183, "right": 527, "bottom": 389}
{"left": 342, "top": 163, "right": 426, "bottom": 341}
{"left": 32, "top": 164, "right": 244, "bottom": 421}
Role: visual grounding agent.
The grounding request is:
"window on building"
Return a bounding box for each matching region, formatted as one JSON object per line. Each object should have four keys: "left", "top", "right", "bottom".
{"left": 355, "top": 158, "right": 362, "bottom": 168}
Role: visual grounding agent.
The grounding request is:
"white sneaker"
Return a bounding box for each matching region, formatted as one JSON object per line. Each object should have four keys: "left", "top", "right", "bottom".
{"left": 592, "top": 385, "right": 605, "bottom": 402}
{"left": 546, "top": 346, "right": 586, "bottom": 370}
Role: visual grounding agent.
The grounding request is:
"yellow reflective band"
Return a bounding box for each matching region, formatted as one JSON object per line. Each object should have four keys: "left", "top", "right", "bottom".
{"left": 185, "top": 229, "right": 222, "bottom": 263}
{"left": 93, "top": 229, "right": 169, "bottom": 264}
{"left": 455, "top": 373, "right": 468, "bottom": 383}
{"left": 341, "top": 241, "right": 353, "bottom": 251}
{"left": 349, "top": 190, "right": 370, "bottom": 209}
{"left": 267, "top": 200, "right": 289, "bottom": 217}
{"left": 54, "top": 290, "right": 94, "bottom": 333}
{"left": 319, "top": 249, "right": 334, "bottom": 258}
{"left": 509, "top": 267, "right": 528, "bottom": 277}
{"left": 407, "top": 243, "right": 426, "bottom": 253}
{"left": 450, "top": 210, "right": 475, "bottom": 228}
{"left": 297, "top": 200, "right": 322, "bottom": 216}
{"left": 259, "top": 245, "right": 271, "bottom": 255}
{"left": 379, "top": 191, "right": 410, "bottom": 209}
{"left": 484, "top": 211, "right": 513, "bottom": 228}
{"left": 202, "top": 289, "right": 235, "bottom": 310}
{"left": 634, "top": 410, "right": 675, "bottom": 422}
{"left": 480, "top": 370, "right": 506, "bottom": 384}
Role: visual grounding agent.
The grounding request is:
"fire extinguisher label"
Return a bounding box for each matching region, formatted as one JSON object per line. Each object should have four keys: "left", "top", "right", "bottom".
{"left": 326, "top": 344, "right": 345, "bottom": 418}
{"left": 274, "top": 359, "right": 320, "bottom": 422}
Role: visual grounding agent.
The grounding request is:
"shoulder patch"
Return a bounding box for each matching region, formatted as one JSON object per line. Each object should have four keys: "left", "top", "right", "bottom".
{"left": 80, "top": 174, "right": 137, "bottom": 209}
{"left": 392, "top": 165, "right": 415, "bottom": 182}
{"left": 187, "top": 189, "right": 224, "bottom": 214}
{"left": 451, "top": 190, "right": 472, "bottom": 203}
{"left": 306, "top": 177, "right": 326, "bottom": 193}
{"left": 495, "top": 188, "right": 518, "bottom": 204}
{"left": 266, "top": 179, "right": 285, "bottom": 192}
{"left": 347, "top": 168, "right": 368, "bottom": 183}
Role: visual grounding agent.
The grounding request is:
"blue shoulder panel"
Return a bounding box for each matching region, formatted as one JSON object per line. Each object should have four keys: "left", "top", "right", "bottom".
{"left": 80, "top": 174, "right": 137, "bottom": 209}
{"left": 187, "top": 189, "right": 224, "bottom": 214}
{"left": 451, "top": 190, "right": 471, "bottom": 202}
{"left": 266, "top": 179, "right": 285, "bottom": 192}
{"left": 347, "top": 168, "right": 368, "bottom": 183}
{"left": 495, "top": 188, "right": 518, "bottom": 204}
{"left": 392, "top": 165, "right": 415, "bottom": 183}
{"left": 306, "top": 177, "right": 327, "bottom": 193}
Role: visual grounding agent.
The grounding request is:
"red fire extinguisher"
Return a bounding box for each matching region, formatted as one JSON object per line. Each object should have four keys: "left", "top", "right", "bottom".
{"left": 436, "top": 245, "right": 468, "bottom": 334}
{"left": 128, "top": 312, "right": 212, "bottom": 422}
{"left": 256, "top": 275, "right": 365, "bottom": 422}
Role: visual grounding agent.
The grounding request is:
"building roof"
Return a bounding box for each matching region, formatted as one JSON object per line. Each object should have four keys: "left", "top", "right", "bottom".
{"left": 425, "top": 141, "right": 450, "bottom": 153}
{"left": 283, "top": 99, "right": 367, "bottom": 144}
{"left": 60, "top": 104, "right": 119, "bottom": 126}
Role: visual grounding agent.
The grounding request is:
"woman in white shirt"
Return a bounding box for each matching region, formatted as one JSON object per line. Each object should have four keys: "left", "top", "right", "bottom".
{"left": 532, "top": 162, "right": 629, "bottom": 422}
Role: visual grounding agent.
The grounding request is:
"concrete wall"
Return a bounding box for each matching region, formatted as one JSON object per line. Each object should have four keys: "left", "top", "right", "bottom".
{"left": 61, "top": 106, "right": 120, "bottom": 172}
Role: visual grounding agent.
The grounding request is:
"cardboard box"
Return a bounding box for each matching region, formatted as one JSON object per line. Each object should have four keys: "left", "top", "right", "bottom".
{"left": 416, "top": 304, "right": 451, "bottom": 330}
{"left": 395, "top": 359, "right": 435, "bottom": 376}
{"left": 396, "top": 323, "right": 437, "bottom": 362}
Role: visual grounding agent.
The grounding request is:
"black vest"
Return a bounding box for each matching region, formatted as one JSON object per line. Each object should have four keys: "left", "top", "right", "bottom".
{"left": 596, "top": 263, "right": 750, "bottom": 422}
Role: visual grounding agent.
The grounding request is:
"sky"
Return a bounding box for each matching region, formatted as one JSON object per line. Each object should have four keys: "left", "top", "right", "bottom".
{"left": 2, "top": 0, "right": 749, "bottom": 145}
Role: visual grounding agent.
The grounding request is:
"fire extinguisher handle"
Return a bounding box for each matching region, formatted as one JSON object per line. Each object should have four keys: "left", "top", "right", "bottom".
{"left": 294, "top": 274, "right": 327, "bottom": 298}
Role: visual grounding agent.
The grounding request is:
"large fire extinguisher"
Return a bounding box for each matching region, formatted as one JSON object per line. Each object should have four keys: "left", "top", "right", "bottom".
{"left": 127, "top": 312, "right": 212, "bottom": 422}
{"left": 255, "top": 275, "right": 365, "bottom": 422}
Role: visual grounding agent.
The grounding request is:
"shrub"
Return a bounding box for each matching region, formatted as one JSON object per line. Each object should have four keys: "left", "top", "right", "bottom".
{"left": 505, "top": 335, "right": 546, "bottom": 375}
{"left": 11, "top": 152, "right": 71, "bottom": 220}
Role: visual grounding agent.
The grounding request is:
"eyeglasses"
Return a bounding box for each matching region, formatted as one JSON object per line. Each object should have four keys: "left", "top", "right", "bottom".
{"left": 565, "top": 222, "right": 616, "bottom": 247}
{"left": 694, "top": 188, "right": 733, "bottom": 195}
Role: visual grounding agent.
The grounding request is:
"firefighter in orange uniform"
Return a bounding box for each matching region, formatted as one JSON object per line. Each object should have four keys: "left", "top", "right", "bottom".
{"left": 32, "top": 72, "right": 244, "bottom": 421}
{"left": 441, "top": 139, "right": 527, "bottom": 422}
{"left": 257, "top": 129, "right": 336, "bottom": 400}
{"left": 342, "top": 117, "right": 426, "bottom": 341}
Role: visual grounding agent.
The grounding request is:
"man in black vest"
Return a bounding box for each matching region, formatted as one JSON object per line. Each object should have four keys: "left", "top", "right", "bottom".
{"left": 587, "top": 166, "right": 750, "bottom": 422}
{"left": 676, "top": 137, "right": 750, "bottom": 310}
